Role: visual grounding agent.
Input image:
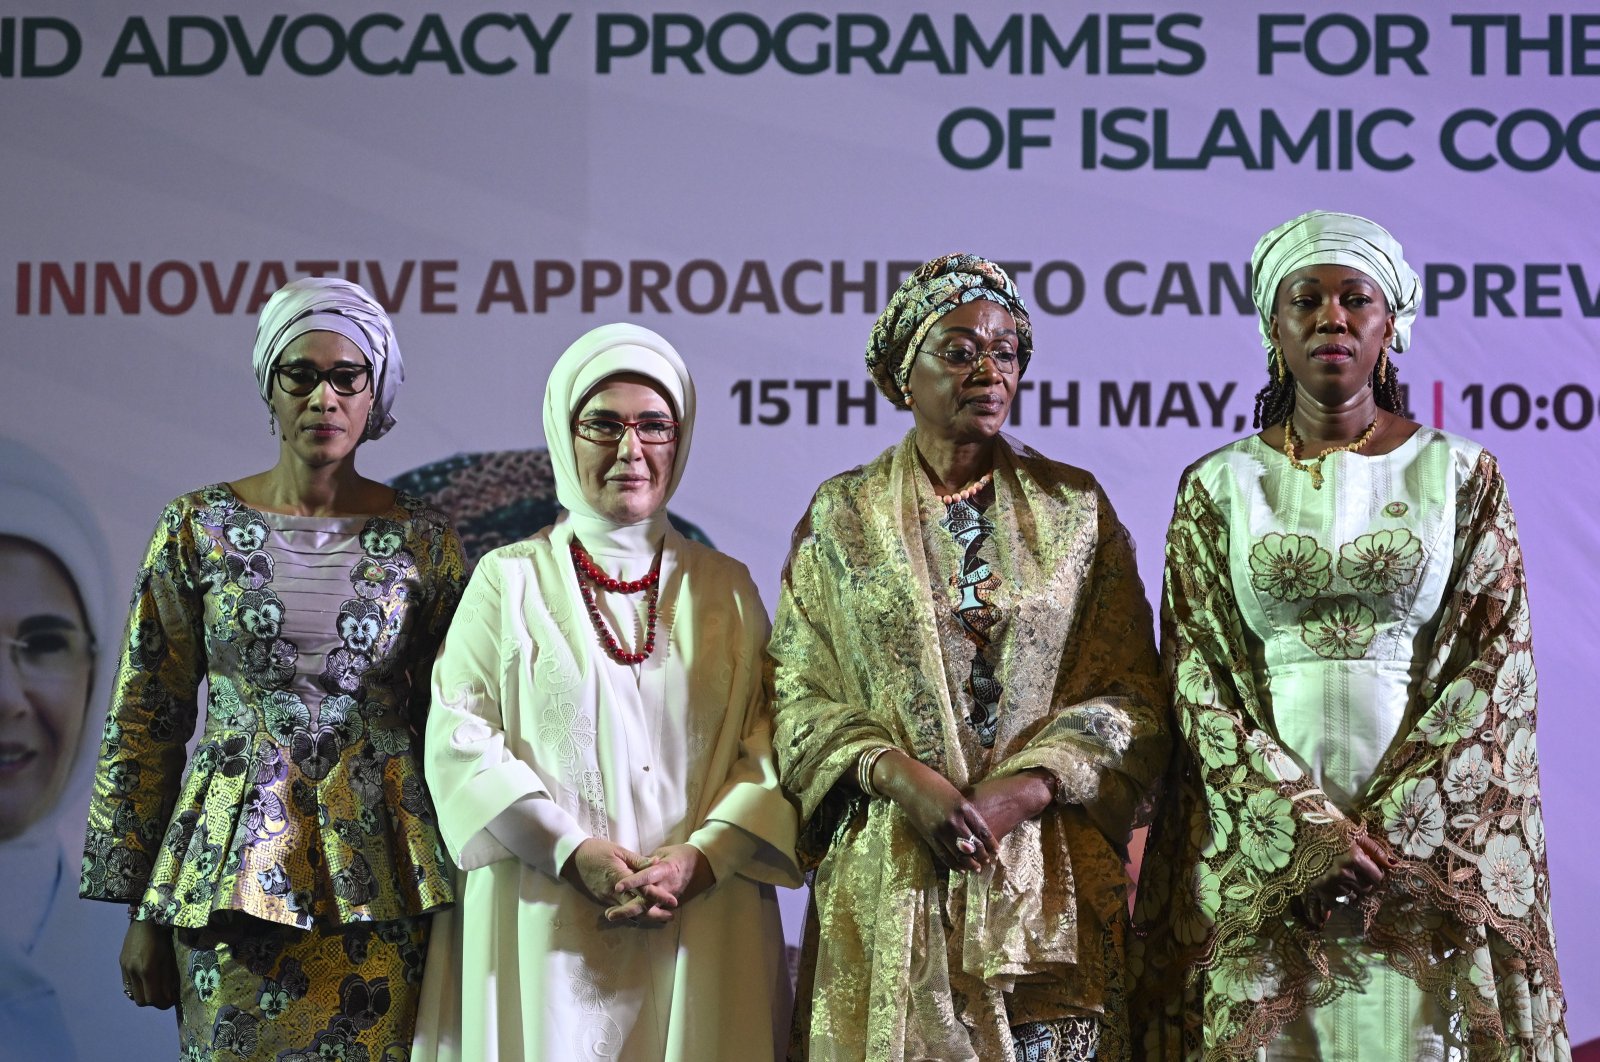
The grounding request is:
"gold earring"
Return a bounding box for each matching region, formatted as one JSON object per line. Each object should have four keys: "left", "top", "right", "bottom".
{"left": 1269, "top": 348, "right": 1284, "bottom": 384}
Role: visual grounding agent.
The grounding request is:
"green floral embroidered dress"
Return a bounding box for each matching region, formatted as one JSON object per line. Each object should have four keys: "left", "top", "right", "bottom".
{"left": 81, "top": 484, "right": 464, "bottom": 1057}
{"left": 1133, "top": 428, "right": 1567, "bottom": 1060}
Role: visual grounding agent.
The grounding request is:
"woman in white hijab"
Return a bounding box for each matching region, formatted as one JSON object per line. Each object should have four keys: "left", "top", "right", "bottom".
{"left": 413, "top": 323, "right": 800, "bottom": 1062}
{"left": 0, "top": 439, "right": 128, "bottom": 1060}
{"left": 1132, "top": 212, "right": 1568, "bottom": 1059}
{"left": 81, "top": 278, "right": 465, "bottom": 1060}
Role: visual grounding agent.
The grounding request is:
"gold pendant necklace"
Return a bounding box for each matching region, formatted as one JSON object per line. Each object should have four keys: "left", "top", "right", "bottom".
{"left": 1283, "top": 417, "right": 1379, "bottom": 490}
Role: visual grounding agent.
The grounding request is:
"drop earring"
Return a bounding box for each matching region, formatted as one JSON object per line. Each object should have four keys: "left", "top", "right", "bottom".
{"left": 269, "top": 412, "right": 277, "bottom": 436}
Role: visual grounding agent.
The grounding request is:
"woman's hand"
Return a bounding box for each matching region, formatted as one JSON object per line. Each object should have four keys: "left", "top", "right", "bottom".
{"left": 1297, "top": 832, "right": 1396, "bottom": 928}
{"left": 965, "top": 770, "right": 1055, "bottom": 844}
{"left": 610, "top": 844, "right": 715, "bottom": 924}
{"left": 120, "top": 919, "right": 178, "bottom": 1009}
{"left": 873, "top": 749, "right": 997, "bottom": 873}
{"left": 561, "top": 838, "right": 653, "bottom": 911}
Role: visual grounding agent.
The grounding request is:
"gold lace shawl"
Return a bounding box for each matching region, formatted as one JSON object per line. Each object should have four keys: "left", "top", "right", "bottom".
{"left": 771, "top": 430, "right": 1167, "bottom": 1061}
{"left": 1131, "top": 449, "right": 1568, "bottom": 1061}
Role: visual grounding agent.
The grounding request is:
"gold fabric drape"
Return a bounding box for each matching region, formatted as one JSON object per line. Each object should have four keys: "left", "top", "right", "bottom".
{"left": 772, "top": 430, "right": 1168, "bottom": 1062}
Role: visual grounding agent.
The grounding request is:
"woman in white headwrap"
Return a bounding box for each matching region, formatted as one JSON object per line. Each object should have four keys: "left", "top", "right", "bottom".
{"left": 81, "top": 278, "right": 465, "bottom": 1059}
{"left": 411, "top": 323, "right": 800, "bottom": 1062}
{"left": 1131, "top": 212, "right": 1569, "bottom": 1060}
{"left": 0, "top": 439, "right": 124, "bottom": 1060}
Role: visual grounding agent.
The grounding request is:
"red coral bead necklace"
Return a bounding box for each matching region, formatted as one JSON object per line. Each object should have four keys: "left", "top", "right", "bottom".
{"left": 570, "top": 542, "right": 660, "bottom": 665}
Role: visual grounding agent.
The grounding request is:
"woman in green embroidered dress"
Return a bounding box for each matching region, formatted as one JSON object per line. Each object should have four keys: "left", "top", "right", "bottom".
{"left": 1132, "top": 212, "right": 1569, "bottom": 1061}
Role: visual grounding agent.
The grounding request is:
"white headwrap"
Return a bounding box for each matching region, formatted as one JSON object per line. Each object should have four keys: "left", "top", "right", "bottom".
{"left": 1251, "top": 210, "right": 1421, "bottom": 358}
{"left": 0, "top": 439, "right": 112, "bottom": 846}
{"left": 541, "top": 324, "right": 696, "bottom": 552}
{"left": 251, "top": 277, "right": 405, "bottom": 441}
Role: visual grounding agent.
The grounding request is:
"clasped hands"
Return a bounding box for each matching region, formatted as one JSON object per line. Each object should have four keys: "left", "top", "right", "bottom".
{"left": 1295, "top": 830, "right": 1399, "bottom": 929}
{"left": 561, "top": 838, "right": 714, "bottom": 925}
{"left": 868, "top": 749, "right": 1055, "bottom": 874}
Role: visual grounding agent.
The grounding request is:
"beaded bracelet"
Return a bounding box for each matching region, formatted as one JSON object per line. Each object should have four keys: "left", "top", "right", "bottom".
{"left": 857, "top": 745, "right": 894, "bottom": 798}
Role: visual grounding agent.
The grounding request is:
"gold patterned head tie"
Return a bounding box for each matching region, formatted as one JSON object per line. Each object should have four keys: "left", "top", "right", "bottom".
{"left": 865, "top": 253, "right": 1033, "bottom": 409}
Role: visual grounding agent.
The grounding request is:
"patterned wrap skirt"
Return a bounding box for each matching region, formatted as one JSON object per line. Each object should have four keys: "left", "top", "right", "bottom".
{"left": 172, "top": 914, "right": 429, "bottom": 1060}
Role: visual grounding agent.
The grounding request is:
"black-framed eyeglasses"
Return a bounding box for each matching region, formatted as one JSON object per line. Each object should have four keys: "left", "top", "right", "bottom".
{"left": 273, "top": 363, "right": 372, "bottom": 396}
{"left": 574, "top": 417, "right": 680, "bottom": 445}
{"left": 919, "top": 347, "right": 1020, "bottom": 374}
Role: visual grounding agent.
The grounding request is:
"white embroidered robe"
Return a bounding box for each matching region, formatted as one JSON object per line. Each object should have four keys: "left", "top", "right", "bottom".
{"left": 412, "top": 522, "right": 800, "bottom": 1062}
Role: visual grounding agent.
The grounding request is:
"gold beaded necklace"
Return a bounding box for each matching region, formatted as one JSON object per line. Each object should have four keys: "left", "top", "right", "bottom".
{"left": 1283, "top": 417, "right": 1379, "bottom": 490}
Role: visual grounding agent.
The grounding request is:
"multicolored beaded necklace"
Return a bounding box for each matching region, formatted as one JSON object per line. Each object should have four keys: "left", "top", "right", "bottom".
{"left": 570, "top": 542, "right": 660, "bottom": 665}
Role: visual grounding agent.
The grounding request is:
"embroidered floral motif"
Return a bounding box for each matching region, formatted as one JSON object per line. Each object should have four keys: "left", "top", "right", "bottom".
{"left": 1201, "top": 788, "right": 1232, "bottom": 859}
{"left": 1443, "top": 745, "right": 1492, "bottom": 804}
{"left": 1494, "top": 650, "right": 1537, "bottom": 719}
{"left": 226, "top": 549, "right": 274, "bottom": 590}
{"left": 1194, "top": 712, "right": 1238, "bottom": 770}
{"left": 337, "top": 599, "right": 384, "bottom": 653}
{"left": 1465, "top": 535, "right": 1510, "bottom": 594}
{"left": 1382, "top": 776, "right": 1446, "bottom": 858}
{"left": 1297, "top": 594, "right": 1378, "bottom": 659}
{"left": 1524, "top": 804, "right": 1547, "bottom": 862}
{"left": 1173, "top": 864, "right": 1221, "bottom": 946}
{"left": 1502, "top": 726, "right": 1540, "bottom": 798}
{"left": 1479, "top": 832, "right": 1536, "bottom": 917}
{"left": 1384, "top": 501, "right": 1409, "bottom": 517}
{"left": 223, "top": 510, "right": 269, "bottom": 553}
{"left": 1175, "top": 650, "right": 1217, "bottom": 706}
{"left": 539, "top": 699, "right": 594, "bottom": 769}
{"left": 1210, "top": 937, "right": 1279, "bottom": 1003}
{"left": 1247, "top": 532, "right": 1332, "bottom": 601}
{"left": 241, "top": 636, "right": 297, "bottom": 689}
{"left": 1244, "top": 730, "right": 1303, "bottom": 783}
{"left": 237, "top": 589, "right": 285, "bottom": 639}
{"left": 360, "top": 517, "right": 406, "bottom": 558}
{"left": 1236, "top": 789, "right": 1296, "bottom": 871}
{"left": 1418, "top": 677, "right": 1488, "bottom": 746}
{"left": 1336, "top": 528, "right": 1422, "bottom": 594}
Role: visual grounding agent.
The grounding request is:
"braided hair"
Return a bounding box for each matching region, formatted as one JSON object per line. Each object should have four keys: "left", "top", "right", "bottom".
{"left": 1251, "top": 353, "right": 1407, "bottom": 429}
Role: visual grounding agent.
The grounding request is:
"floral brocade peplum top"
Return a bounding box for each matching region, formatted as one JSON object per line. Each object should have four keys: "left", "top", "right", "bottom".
{"left": 81, "top": 485, "right": 465, "bottom": 929}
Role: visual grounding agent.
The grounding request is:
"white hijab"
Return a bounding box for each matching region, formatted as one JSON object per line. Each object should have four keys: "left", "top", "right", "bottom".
{"left": 0, "top": 440, "right": 113, "bottom": 944}
{"left": 1251, "top": 210, "right": 1422, "bottom": 356}
{"left": 541, "top": 323, "right": 696, "bottom": 564}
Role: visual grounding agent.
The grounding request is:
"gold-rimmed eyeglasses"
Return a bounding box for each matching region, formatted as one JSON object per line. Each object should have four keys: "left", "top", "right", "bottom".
{"left": 918, "top": 347, "right": 1019, "bottom": 375}
{"left": 574, "top": 417, "right": 680, "bottom": 445}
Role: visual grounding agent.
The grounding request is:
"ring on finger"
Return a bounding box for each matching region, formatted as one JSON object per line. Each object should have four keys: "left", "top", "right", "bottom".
{"left": 954, "top": 835, "right": 978, "bottom": 855}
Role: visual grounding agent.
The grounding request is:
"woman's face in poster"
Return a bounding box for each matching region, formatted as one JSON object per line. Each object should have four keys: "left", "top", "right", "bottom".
{"left": 0, "top": 537, "right": 93, "bottom": 839}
